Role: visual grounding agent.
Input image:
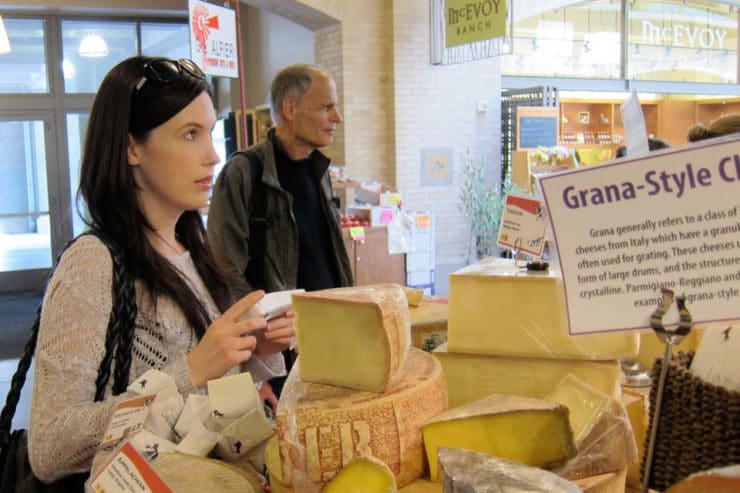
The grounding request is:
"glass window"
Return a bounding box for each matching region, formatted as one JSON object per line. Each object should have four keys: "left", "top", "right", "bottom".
{"left": 627, "top": 0, "right": 737, "bottom": 83}
{"left": 501, "top": 1, "right": 621, "bottom": 79}
{"left": 61, "top": 19, "right": 137, "bottom": 93}
{"left": 66, "top": 113, "right": 89, "bottom": 237}
{"left": 0, "top": 18, "right": 48, "bottom": 94}
{"left": 141, "top": 22, "right": 192, "bottom": 59}
{"left": 0, "top": 119, "right": 52, "bottom": 271}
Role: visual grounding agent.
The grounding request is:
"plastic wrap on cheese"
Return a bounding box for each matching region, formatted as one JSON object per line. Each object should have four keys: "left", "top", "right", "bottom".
{"left": 274, "top": 348, "right": 448, "bottom": 492}
{"left": 447, "top": 257, "right": 639, "bottom": 360}
{"left": 438, "top": 448, "right": 581, "bottom": 492}
{"left": 547, "top": 374, "right": 638, "bottom": 479}
{"left": 292, "top": 283, "right": 412, "bottom": 392}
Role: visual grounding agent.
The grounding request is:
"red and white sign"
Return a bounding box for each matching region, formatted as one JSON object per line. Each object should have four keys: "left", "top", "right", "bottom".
{"left": 189, "top": 0, "right": 238, "bottom": 78}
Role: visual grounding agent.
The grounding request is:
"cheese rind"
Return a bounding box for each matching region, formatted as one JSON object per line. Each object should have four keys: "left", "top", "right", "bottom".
{"left": 323, "top": 456, "right": 398, "bottom": 493}
{"left": 547, "top": 374, "right": 637, "bottom": 479}
{"left": 293, "top": 283, "right": 411, "bottom": 392}
{"left": 438, "top": 448, "right": 580, "bottom": 493}
{"left": 447, "top": 258, "right": 639, "bottom": 360}
{"left": 276, "top": 348, "right": 448, "bottom": 491}
{"left": 433, "top": 343, "right": 621, "bottom": 408}
{"left": 422, "top": 394, "right": 577, "bottom": 481}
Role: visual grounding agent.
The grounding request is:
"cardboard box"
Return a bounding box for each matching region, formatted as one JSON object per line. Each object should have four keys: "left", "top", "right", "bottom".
{"left": 355, "top": 183, "right": 400, "bottom": 207}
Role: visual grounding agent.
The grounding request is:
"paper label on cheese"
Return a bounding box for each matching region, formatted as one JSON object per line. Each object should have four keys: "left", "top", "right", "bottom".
{"left": 88, "top": 442, "right": 172, "bottom": 493}
{"left": 101, "top": 394, "right": 157, "bottom": 447}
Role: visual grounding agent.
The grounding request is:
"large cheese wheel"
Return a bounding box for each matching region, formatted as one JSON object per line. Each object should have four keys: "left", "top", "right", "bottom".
{"left": 275, "top": 347, "right": 448, "bottom": 491}
{"left": 447, "top": 258, "right": 639, "bottom": 360}
{"left": 292, "top": 283, "right": 411, "bottom": 392}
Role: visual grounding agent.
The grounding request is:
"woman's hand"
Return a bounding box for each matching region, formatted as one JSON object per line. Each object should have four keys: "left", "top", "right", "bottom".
{"left": 254, "top": 309, "right": 296, "bottom": 358}
{"left": 187, "top": 290, "right": 267, "bottom": 388}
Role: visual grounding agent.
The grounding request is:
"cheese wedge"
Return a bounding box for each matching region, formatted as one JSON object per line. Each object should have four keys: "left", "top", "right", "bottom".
{"left": 292, "top": 283, "right": 411, "bottom": 392}
{"left": 422, "top": 394, "right": 577, "bottom": 481}
{"left": 547, "top": 374, "right": 637, "bottom": 479}
{"left": 433, "top": 343, "right": 621, "bottom": 408}
{"left": 437, "top": 448, "right": 580, "bottom": 492}
{"left": 323, "top": 456, "right": 398, "bottom": 493}
{"left": 275, "top": 348, "right": 448, "bottom": 490}
{"left": 447, "top": 258, "right": 639, "bottom": 359}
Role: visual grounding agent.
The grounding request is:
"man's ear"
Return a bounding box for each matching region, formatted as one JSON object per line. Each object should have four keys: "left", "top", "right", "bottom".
{"left": 127, "top": 134, "right": 141, "bottom": 167}
{"left": 280, "top": 98, "right": 296, "bottom": 122}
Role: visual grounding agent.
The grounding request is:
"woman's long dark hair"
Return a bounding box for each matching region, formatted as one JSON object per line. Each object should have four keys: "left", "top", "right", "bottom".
{"left": 77, "top": 56, "right": 232, "bottom": 342}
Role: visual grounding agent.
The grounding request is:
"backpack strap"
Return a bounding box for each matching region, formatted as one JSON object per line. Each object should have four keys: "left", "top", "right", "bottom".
{"left": 0, "top": 231, "right": 134, "bottom": 449}
{"left": 234, "top": 150, "right": 268, "bottom": 290}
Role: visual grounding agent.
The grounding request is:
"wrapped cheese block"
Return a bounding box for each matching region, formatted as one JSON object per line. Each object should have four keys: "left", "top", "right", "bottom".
{"left": 547, "top": 374, "right": 637, "bottom": 479}
{"left": 292, "top": 283, "right": 411, "bottom": 392}
{"left": 323, "top": 456, "right": 398, "bottom": 493}
{"left": 275, "top": 348, "right": 448, "bottom": 491}
{"left": 409, "top": 297, "right": 448, "bottom": 352}
{"left": 438, "top": 448, "right": 580, "bottom": 492}
{"left": 422, "top": 394, "right": 577, "bottom": 481}
{"left": 433, "top": 343, "right": 621, "bottom": 408}
{"left": 447, "top": 258, "right": 639, "bottom": 359}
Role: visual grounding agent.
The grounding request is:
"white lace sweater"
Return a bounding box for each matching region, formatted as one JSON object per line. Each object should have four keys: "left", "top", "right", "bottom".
{"left": 28, "top": 235, "right": 284, "bottom": 482}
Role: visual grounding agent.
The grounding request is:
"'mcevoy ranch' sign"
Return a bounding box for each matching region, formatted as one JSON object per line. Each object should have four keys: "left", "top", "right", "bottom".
{"left": 639, "top": 19, "right": 729, "bottom": 50}
{"left": 445, "top": 0, "right": 507, "bottom": 47}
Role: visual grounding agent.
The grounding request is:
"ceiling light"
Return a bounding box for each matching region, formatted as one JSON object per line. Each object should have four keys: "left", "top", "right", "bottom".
{"left": 0, "top": 15, "right": 11, "bottom": 55}
{"left": 78, "top": 33, "right": 108, "bottom": 58}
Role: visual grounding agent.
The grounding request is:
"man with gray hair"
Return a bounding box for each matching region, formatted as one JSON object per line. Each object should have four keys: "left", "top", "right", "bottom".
{"left": 207, "top": 64, "right": 353, "bottom": 401}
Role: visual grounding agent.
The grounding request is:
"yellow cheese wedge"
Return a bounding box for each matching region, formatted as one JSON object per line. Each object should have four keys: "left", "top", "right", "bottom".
{"left": 292, "top": 283, "right": 411, "bottom": 392}
{"left": 437, "top": 448, "right": 580, "bottom": 492}
{"left": 621, "top": 390, "right": 648, "bottom": 488}
{"left": 409, "top": 298, "right": 448, "bottom": 352}
{"left": 433, "top": 343, "right": 621, "bottom": 408}
{"left": 323, "top": 456, "right": 398, "bottom": 493}
{"left": 447, "top": 258, "right": 639, "bottom": 359}
{"left": 275, "top": 348, "right": 448, "bottom": 491}
{"left": 547, "top": 374, "right": 637, "bottom": 479}
{"left": 402, "top": 286, "right": 425, "bottom": 307}
{"left": 422, "top": 394, "right": 577, "bottom": 481}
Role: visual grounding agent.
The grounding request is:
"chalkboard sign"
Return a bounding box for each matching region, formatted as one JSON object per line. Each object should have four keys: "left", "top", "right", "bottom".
{"left": 516, "top": 106, "right": 559, "bottom": 150}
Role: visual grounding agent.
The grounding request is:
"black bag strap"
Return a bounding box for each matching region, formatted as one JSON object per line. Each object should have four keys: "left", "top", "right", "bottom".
{"left": 234, "top": 150, "right": 267, "bottom": 290}
{"left": 0, "top": 230, "right": 135, "bottom": 449}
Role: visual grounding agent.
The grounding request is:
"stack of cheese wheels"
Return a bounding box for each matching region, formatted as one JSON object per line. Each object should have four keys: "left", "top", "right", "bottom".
{"left": 434, "top": 257, "right": 640, "bottom": 483}
{"left": 272, "top": 284, "right": 448, "bottom": 492}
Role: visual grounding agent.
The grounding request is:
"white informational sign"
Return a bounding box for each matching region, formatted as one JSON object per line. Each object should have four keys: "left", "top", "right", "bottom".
{"left": 497, "top": 194, "right": 547, "bottom": 257}
{"left": 539, "top": 135, "right": 740, "bottom": 335}
{"left": 189, "top": 0, "right": 238, "bottom": 78}
{"left": 620, "top": 92, "right": 649, "bottom": 157}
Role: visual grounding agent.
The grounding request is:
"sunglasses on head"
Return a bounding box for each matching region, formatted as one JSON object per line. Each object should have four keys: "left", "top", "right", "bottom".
{"left": 135, "top": 58, "right": 206, "bottom": 91}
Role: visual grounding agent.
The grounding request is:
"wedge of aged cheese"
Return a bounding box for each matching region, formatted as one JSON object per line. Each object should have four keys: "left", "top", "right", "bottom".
{"left": 292, "top": 283, "right": 411, "bottom": 392}
{"left": 149, "top": 452, "right": 257, "bottom": 493}
{"left": 422, "top": 394, "right": 577, "bottom": 481}
{"left": 323, "top": 456, "right": 398, "bottom": 493}
{"left": 409, "top": 297, "right": 448, "bottom": 352}
{"left": 447, "top": 258, "right": 639, "bottom": 359}
{"left": 547, "top": 374, "right": 637, "bottom": 479}
{"left": 621, "top": 390, "right": 648, "bottom": 488}
{"left": 433, "top": 343, "right": 621, "bottom": 408}
{"left": 437, "top": 448, "right": 580, "bottom": 492}
{"left": 275, "top": 348, "right": 448, "bottom": 491}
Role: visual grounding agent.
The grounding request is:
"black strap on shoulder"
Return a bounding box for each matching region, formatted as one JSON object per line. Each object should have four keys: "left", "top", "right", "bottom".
{"left": 234, "top": 150, "right": 267, "bottom": 290}
{"left": 0, "top": 230, "right": 134, "bottom": 450}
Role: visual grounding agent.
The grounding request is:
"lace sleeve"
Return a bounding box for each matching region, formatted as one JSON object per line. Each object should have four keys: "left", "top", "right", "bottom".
{"left": 28, "top": 236, "right": 134, "bottom": 482}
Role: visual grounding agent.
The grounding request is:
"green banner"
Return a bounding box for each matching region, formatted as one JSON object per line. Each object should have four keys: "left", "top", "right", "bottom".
{"left": 445, "top": 0, "right": 507, "bottom": 48}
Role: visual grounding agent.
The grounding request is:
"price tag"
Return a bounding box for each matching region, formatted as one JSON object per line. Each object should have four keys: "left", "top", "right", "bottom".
{"left": 380, "top": 208, "right": 394, "bottom": 224}
{"left": 88, "top": 442, "right": 172, "bottom": 493}
{"left": 100, "top": 394, "right": 157, "bottom": 447}
{"left": 349, "top": 226, "right": 366, "bottom": 241}
{"left": 414, "top": 214, "right": 431, "bottom": 228}
{"left": 496, "top": 194, "right": 547, "bottom": 257}
{"left": 386, "top": 193, "right": 402, "bottom": 205}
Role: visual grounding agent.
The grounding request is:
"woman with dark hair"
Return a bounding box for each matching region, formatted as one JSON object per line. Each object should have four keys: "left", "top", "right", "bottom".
{"left": 28, "top": 56, "right": 293, "bottom": 482}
